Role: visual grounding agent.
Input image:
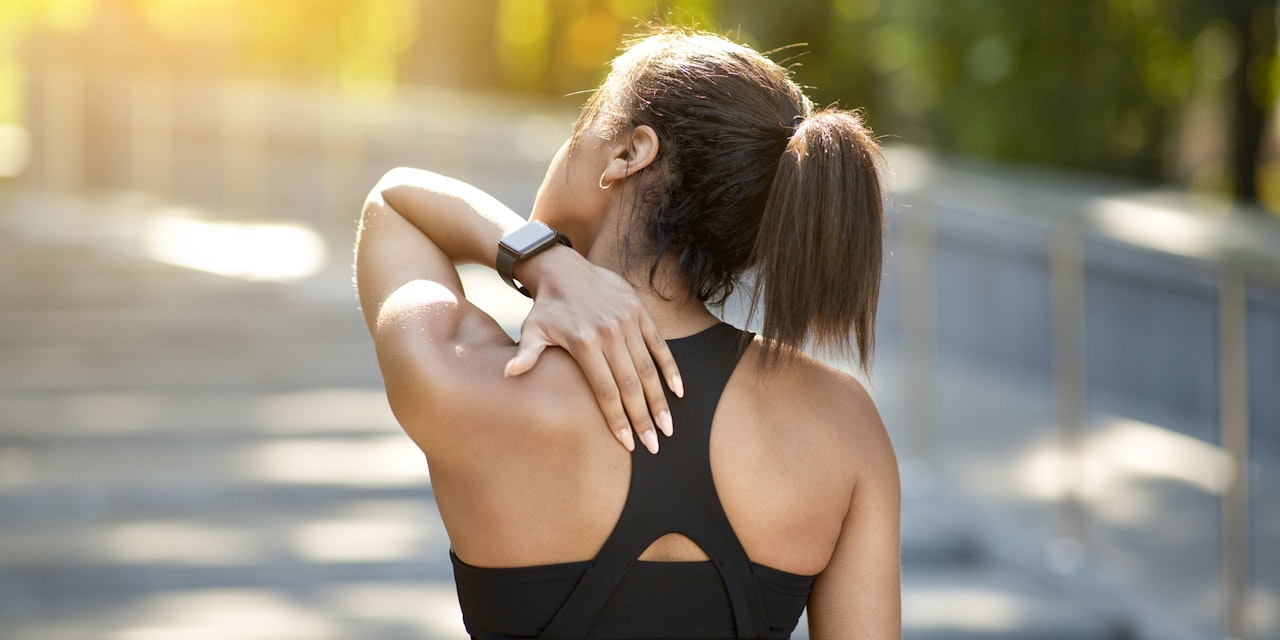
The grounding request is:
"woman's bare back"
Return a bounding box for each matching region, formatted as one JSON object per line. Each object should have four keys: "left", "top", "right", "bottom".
{"left": 416, "top": 316, "right": 882, "bottom": 579}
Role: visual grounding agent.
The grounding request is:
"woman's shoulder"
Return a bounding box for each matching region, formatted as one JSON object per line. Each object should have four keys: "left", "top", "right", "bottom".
{"left": 712, "top": 334, "right": 894, "bottom": 576}
{"left": 741, "top": 336, "right": 878, "bottom": 418}
{"left": 736, "top": 335, "right": 890, "bottom": 463}
{"left": 381, "top": 297, "right": 607, "bottom": 457}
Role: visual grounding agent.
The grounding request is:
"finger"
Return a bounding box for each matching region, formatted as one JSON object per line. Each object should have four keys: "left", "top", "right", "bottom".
{"left": 639, "top": 312, "right": 683, "bottom": 398}
{"left": 603, "top": 337, "right": 661, "bottom": 455}
{"left": 570, "top": 345, "right": 636, "bottom": 452}
{"left": 624, "top": 326, "right": 673, "bottom": 438}
{"left": 505, "top": 330, "right": 551, "bottom": 377}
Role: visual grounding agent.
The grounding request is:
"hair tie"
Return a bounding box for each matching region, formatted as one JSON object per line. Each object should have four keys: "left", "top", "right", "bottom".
{"left": 787, "top": 114, "right": 806, "bottom": 139}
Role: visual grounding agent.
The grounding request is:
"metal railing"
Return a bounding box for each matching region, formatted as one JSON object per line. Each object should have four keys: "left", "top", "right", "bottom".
{"left": 886, "top": 146, "right": 1280, "bottom": 640}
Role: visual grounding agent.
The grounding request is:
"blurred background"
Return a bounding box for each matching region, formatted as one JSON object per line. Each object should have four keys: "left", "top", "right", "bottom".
{"left": 0, "top": 0, "right": 1277, "bottom": 639}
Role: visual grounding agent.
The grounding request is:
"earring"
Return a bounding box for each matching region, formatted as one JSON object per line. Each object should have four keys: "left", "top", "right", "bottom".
{"left": 599, "top": 170, "right": 614, "bottom": 190}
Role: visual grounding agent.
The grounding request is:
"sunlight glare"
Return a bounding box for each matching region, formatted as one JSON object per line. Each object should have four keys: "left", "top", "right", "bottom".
{"left": 1086, "top": 416, "right": 1233, "bottom": 495}
{"left": 319, "top": 582, "right": 467, "bottom": 637}
{"left": 0, "top": 122, "right": 31, "bottom": 177}
{"left": 143, "top": 210, "right": 326, "bottom": 282}
{"left": 102, "top": 519, "right": 266, "bottom": 566}
{"left": 1014, "top": 446, "right": 1072, "bottom": 501}
{"left": 291, "top": 517, "right": 425, "bottom": 563}
{"left": 244, "top": 436, "right": 428, "bottom": 487}
{"left": 1091, "top": 198, "right": 1212, "bottom": 259}
{"left": 904, "top": 585, "right": 1027, "bottom": 631}
{"left": 111, "top": 589, "right": 339, "bottom": 640}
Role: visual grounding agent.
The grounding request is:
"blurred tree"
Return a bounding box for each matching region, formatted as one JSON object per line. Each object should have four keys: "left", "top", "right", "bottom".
{"left": 5, "top": 0, "right": 1276, "bottom": 207}
{"left": 717, "top": 0, "right": 836, "bottom": 99}
{"left": 662, "top": 0, "right": 1276, "bottom": 208}
{"left": 1227, "top": 0, "right": 1277, "bottom": 204}
{"left": 807, "top": 2, "right": 1175, "bottom": 181}
{"left": 768, "top": 0, "right": 1276, "bottom": 208}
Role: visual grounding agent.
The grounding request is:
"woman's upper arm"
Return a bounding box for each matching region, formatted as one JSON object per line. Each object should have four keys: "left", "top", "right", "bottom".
{"left": 807, "top": 396, "right": 902, "bottom": 640}
{"left": 355, "top": 191, "right": 520, "bottom": 446}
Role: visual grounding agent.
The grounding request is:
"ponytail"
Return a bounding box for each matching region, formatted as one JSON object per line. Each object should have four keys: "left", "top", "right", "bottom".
{"left": 750, "top": 109, "right": 884, "bottom": 371}
{"left": 577, "top": 29, "right": 884, "bottom": 369}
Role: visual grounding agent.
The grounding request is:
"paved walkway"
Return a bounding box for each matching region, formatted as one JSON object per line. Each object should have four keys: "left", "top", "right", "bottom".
{"left": 0, "top": 190, "right": 1132, "bottom": 639}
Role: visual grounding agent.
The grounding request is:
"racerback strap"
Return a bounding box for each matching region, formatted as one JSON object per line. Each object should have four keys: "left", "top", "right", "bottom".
{"left": 537, "top": 322, "right": 769, "bottom": 639}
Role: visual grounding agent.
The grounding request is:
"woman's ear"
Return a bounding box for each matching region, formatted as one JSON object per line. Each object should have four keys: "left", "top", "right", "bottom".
{"left": 602, "top": 125, "right": 659, "bottom": 183}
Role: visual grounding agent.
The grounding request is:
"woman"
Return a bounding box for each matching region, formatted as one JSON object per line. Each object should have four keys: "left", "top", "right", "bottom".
{"left": 355, "top": 27, "right": 899, "bottom": 639}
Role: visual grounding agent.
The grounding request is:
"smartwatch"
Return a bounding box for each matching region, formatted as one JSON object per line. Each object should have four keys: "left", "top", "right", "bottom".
{"left": 497, "top": 220, "right": 573, "bottom": 297}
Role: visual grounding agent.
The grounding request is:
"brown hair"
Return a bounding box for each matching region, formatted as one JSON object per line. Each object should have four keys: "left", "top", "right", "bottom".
{"left": 575, "top": 27, "right": 884, "bottom": 370}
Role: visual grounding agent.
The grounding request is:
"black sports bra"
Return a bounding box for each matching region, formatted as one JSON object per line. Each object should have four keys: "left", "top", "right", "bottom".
{"left": 450, "top": 322, "right": 815, "bottom": 639}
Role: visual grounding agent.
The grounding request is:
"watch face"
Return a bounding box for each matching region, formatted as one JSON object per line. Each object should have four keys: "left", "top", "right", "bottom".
{"left": 502, "top": 221, "right": 557, "bottom": 256}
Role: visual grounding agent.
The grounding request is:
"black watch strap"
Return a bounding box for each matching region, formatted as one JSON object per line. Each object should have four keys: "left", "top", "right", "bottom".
{"left": 496, "top": 245, "right": 522, "bottom": 295}
{"left": 497, "top": 221, "right": 572, "bottom": 298}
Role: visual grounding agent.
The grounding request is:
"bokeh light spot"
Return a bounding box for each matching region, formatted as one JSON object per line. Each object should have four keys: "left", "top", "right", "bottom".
{"left": 0, "top": 122, "right": 31, "bottom": 177}
{"left": 143, "top": 210, "right": 326, "bottom": 282}
{"left": 1193, "top": 24, "right": 1239, "bottom": 81}
{"left": 966, "top": 35, "right": 1014, "bottom": 86}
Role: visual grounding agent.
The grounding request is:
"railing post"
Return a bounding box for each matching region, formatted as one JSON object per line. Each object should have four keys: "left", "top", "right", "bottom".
{"left": 1049, "top": 232, "right": 1087, "bottom": 550}
{"left": 1220, "top": 273, "right": 1251, "bottom": 640}
{"left": 899, "top": 202, "right": 937, "bottom": 465}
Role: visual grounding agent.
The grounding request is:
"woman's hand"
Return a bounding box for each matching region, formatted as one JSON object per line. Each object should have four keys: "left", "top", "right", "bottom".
{"left": 504, "top": 245, "right": 683, "bottom": 454}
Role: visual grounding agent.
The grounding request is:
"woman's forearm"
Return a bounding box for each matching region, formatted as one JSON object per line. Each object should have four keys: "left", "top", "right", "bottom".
{"left": 372, "top": 167, "right": 524, "bottom": 268}
{"left": 371, "top": 167, "right": 577, "bottom": 295}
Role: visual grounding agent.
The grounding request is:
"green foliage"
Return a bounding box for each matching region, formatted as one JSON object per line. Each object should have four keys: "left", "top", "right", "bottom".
{"left": 699, "top": 0, "right": 1275, "bottom": 196}
{"left": 731, "top": 0, "right": 1213, "bottom": 182}
{"left": 3, "top": 0, "right": 1274, "bottom": 195}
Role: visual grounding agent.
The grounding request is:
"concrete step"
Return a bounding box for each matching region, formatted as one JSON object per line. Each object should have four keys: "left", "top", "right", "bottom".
{"left": 899, "top": 560, "right": 1135, "bottom": 640}
{"left": 0, "top": 388, "right": 396, "bottom": 439}
{"left": 0, "top": 306, "right": 364, "bottom": 347}
{"left": 0, "top": 342, "right": 380, "bottom": 391}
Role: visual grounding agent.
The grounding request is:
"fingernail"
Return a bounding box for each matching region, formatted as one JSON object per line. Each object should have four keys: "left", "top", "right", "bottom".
{"left": 503, "top": 360, "right": 514, "bottom": 378}
{"left": 618, "top": 428, "right": 635, "bottom": 452}
{"left": 640, "top": 430, "right": 660, "bottom": 455}
{"left": 657, "top": 410, "right": 673, "bottom": 437}
{"left": 672, "top": 374, "right": 684, "bottom": 398}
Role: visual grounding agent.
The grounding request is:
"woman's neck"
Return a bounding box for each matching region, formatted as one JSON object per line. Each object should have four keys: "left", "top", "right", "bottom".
{"left": 586, "top": 229, "right": 720, "bottom": 339}
{"left": 634, "top": 284, "right": 722, "bottom": 339}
